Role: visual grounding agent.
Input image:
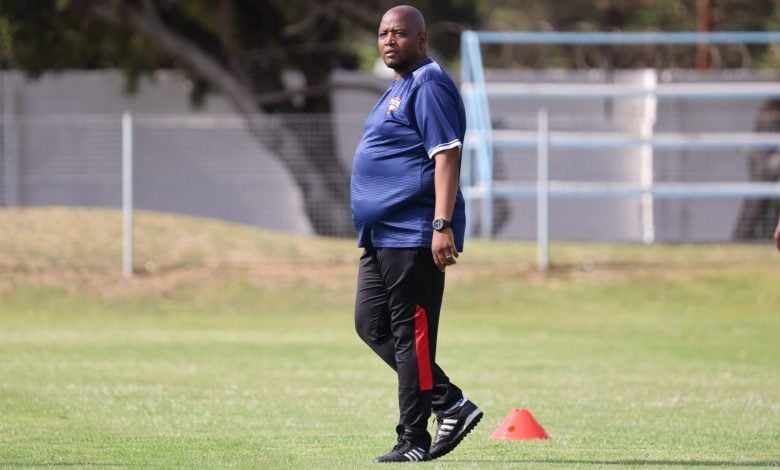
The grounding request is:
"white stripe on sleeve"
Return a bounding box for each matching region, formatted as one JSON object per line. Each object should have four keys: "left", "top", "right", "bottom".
{"left": 427, "top": 140, "right": 462, "bottom": 159}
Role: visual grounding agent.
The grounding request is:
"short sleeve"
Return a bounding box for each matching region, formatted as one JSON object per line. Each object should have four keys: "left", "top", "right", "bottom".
{"left": 412, "top": 81, "right": 464, "bottom": 159}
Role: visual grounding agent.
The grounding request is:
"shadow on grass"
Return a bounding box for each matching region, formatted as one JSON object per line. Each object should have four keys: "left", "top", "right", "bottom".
{"left": 1, "top": 464, "right": 137, "bottom": 468}
{"left": 448, "top": 459, "right": 779, "bottom": 467}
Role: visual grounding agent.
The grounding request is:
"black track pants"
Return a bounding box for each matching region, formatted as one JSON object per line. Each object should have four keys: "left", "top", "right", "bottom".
{"left": 354, "top": 247, "right": 463, "bottom": 448}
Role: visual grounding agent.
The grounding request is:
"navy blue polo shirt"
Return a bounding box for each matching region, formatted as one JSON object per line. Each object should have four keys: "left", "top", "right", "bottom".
{"left": 350, "top": 58, "right": 467, "bottom": 250}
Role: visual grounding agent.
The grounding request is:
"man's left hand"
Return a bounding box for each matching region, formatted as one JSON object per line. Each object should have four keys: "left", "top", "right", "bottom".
{"left": 432, "top": 229, "right": 458, "bottom": 272}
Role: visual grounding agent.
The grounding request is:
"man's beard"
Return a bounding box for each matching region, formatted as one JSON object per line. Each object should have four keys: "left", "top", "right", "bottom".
{"left": 385, "top": 56, "right": 413, "bottom": 71}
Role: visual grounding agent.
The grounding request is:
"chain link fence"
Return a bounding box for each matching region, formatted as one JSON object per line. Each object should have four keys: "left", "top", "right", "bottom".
{"left": 1, "top": 87, "right": 778, "bottom": 243}
{"left": 1, "top": 112, "right": 365, "bottom": 237}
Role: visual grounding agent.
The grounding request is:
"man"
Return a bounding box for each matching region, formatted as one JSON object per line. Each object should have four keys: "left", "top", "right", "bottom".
{"left": 350, "top": 5, "right": 482, "bottom": 463}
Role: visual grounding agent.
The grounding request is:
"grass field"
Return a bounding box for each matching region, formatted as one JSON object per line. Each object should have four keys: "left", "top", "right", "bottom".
{"left": 1, "top": 207, "right": 779, "bottom": 469}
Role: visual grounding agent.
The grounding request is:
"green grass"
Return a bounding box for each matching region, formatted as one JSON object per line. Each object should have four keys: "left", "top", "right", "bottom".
{"left": 1, "top": 208, "right": 779, "bottom": 469}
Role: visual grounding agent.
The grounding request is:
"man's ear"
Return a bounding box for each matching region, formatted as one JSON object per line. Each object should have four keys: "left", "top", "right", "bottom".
{"left": 419, "top": 31, "right": 428, "bottom": 50}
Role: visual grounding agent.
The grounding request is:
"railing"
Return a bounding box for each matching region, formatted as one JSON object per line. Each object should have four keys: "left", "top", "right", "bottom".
{"left": 460, "top": 31, "right": 780, "bottom": 268}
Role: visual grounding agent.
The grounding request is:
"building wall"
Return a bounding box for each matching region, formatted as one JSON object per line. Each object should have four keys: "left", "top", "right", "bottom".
{"left": 1, "top": 70, "right": 364, "bottom": 234}
{"left": 1, "top": 68, "right": 775, "bottom": 241}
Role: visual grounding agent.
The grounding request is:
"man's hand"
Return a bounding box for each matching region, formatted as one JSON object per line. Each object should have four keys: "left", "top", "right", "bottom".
{"left": 432, "top": 229, "right": 458, "bottom": 272}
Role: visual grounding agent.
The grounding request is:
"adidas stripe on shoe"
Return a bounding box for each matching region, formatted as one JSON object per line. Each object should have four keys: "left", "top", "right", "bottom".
{"left": 430, "top": 398, "right": 483, "bottom": 459}
{"left": 374, "top": 440, "right": 432, "bottom": 463}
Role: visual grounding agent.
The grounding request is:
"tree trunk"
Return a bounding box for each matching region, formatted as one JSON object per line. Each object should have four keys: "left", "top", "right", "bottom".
{"left": 87, "top": 2, "right": 354, "bottom": 236}
{"left": 245, "top": 113, "right": 352, "bottom": 237}
{"left": 734, "top": 100, "right": 780, "bottom": 240}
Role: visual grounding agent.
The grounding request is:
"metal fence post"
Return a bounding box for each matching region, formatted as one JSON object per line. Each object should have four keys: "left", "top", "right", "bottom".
{"left": 462, "top": 31, "right": 495, "bottom": 238}
{"left": 2, "top": 72, "right": 20, "bottom": 207}
{"left": 122, "top": 111, "right": 134, "bottom": 278}
{"left": 639, "top": 69, "right": 657, "bottom": 244}
{"left": 537, "top": 108, "right": 549, "bottom": 272}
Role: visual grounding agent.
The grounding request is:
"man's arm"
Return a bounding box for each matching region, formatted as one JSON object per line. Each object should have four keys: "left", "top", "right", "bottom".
{"left": 432, "top": 147, "right": 460, "bottom": 271}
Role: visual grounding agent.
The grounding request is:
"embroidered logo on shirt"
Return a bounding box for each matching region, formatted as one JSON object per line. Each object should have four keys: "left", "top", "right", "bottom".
{"left": 387, "top": 96, "right": 402, "bottom": 113}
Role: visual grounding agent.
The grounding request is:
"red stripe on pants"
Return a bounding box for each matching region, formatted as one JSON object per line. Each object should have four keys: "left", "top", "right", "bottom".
{"left": 414, "top": 305, "right": 433, "bottom": 391}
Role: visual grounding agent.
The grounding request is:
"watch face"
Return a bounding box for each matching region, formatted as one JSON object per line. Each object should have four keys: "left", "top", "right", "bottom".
{"left": 433, "top": 219, "right": 448, "bottom": 231}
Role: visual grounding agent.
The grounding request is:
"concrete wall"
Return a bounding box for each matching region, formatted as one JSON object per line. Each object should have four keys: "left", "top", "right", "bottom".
{"left": 481, "top": 69, "right": 778, "bottom": 242}
{"left": 1, "top": 68, "right": 775, "bottom": 241}
{"left": 0, "top": 69, "right": 385, "bottom": 234}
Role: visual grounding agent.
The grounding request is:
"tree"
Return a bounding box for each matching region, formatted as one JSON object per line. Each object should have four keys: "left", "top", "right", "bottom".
{"left": 0, "top": 0, "right": 478, "bottom": 236}
{"left": 734, "top": 100, "right": 780, "bottom": 240}
{"left": 477, "top": 0, "right": 780, "bottom": 69}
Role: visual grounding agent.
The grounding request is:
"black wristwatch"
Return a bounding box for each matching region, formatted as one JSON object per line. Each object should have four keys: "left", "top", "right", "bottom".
{"left": 432, "top": 218, "right": 451, "bottom": 232}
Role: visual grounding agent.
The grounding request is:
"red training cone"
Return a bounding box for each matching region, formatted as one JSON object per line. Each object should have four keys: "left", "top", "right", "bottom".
{"left": 490, "top": 408, "right": 549, "bottom": 440}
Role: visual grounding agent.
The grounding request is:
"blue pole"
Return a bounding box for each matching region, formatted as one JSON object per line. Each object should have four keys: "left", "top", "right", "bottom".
{"left": 471, "top": 31, "right": 780, "bottom": 45}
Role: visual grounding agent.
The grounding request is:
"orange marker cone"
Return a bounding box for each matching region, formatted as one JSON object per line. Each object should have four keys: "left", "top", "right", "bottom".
{"left": 490, "top": 408, "right": 549, "bottom": 440}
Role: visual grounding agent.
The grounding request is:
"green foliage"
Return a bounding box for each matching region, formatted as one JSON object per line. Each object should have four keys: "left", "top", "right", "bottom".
{"left": 0, "top": 15, "right": 11, "bottom": 66}
{"left": 478, "top": 0, "right": 778, "bottom": 32}
{"left": 478, "top": 0, "right": 780, "bottom": 69}
{"left": 2, "top": 1, "right": 777, "bottom": 96}
{"left": 0, "top": 0, "right": 480, "bottom": 108}
{"left": 0, "top": 0, "right": 168, "bottom": 81}
{"left": 1, "top": 0, "right": 778, "bottom": 95}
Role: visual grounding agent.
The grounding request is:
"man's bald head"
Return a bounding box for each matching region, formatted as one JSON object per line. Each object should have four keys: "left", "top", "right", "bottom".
{"left": 381, "top": 5, "right": 426, "bottom": 33}
{"left": 377, "top": 5, "right": 429, "bottom": 77}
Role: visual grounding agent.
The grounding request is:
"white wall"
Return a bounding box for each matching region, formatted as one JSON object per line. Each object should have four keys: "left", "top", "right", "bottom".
{"left": 1, "top": 68, "right": 775, "bottom": 241}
